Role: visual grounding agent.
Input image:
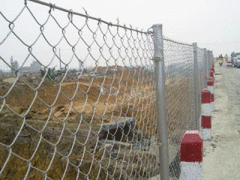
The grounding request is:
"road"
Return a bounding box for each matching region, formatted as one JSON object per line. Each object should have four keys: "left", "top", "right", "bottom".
{"left": 203, "top": 61, "right": 240, "bottom": 179}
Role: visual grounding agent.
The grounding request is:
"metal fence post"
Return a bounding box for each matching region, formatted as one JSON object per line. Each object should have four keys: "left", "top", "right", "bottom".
{"left": 152, "top": 24, "right": 169, "bottom": 180}
{"left": 207, "top": 50, "right": 210, "bottom": 80}
{"left": 203, "top": 48, "right": 208, "bottom": 88}
{"left": 210, "top": 51, "right": 213, "bottom": 68}
{"left": 206, "top": 50, "right": 209, "bottom": 76}
{"left": 212, "top": 51, "right": 214, "bottom": 65}
{"left": 211, "top": 51, "right": 213, "bottom": 65}
{"left": 193, "top": 43, "right": 200, "bottom": 130}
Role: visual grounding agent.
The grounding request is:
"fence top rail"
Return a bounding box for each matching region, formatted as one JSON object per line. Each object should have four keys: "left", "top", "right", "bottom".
{"left": 26, "top": 0, "right": 152, "bottom": 35}
{"left": 163, "top": 36, "right": 193, "bottom": 47}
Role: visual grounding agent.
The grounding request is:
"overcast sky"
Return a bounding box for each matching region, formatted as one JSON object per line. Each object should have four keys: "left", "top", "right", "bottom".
{"left": 45, "top": 0, "right": 240, "bottom": 56}
{"left": 1, "top": 0, "right": 240, "bottom": 70}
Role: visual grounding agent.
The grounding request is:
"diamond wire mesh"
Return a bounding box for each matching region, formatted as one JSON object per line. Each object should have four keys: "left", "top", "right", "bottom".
{"left": 197, "top": 48, "right": 205, "bottom": 122}
{"left": 0, "top": 1, "right": 212, "bottom": 180}
{"left": 163, "top": 38, "right": 195, "bottom": 179}
{"left": 197, "top": 48, "right": 205, "bottom": 92}
{"left": 0, "top": 1, "right": 160, "bottom": 179}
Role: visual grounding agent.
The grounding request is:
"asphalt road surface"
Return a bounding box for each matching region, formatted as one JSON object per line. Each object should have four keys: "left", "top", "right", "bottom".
{"left": 203, "top": 61, "right": 240, "bottom": 180}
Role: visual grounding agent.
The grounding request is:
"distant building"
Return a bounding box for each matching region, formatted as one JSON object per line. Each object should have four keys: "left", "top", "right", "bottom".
{"left": 21, "top": 60, "right": 42, "bottom": 73}
{"left": 30, "top": 61, "right": 42, "bottom": 72}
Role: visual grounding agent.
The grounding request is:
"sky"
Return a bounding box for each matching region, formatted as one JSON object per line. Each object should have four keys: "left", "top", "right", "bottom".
{"left": 44, "top": 0, "right": 240, "bottom": 56}
{"left": 1, "top": 0, "right": 240, "bottom": 71}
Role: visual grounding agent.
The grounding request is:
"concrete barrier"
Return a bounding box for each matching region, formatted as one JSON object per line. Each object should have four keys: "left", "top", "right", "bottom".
{"left": 210, "top": 70, "right": 214, "bottom": 79}
{"left": 207, "top": 77, "right": 214, "bottom": 112}
{"left": 201, "top": 89, "right": 212, "bottom": 140}
{"left": 181, "top": 130, "right": 203, "bottom": 180}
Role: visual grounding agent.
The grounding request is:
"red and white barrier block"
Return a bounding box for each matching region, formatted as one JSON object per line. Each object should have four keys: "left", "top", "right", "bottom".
{"left": 210, "top": 70, "right": 214, "bottom": 79}
{"left": 209, "top": 69, "right": 215, "bottom": 103}
{"left": 211, "top": 63, "right": 215, "bottom": 73}
{"left": 201, "top": 89, "right": 212, "bottom": 140}
{"left": 207, "top": 77, "right": 214, "bottom": 112}
{"left": 181, "top": 130, "right": 203, "bottom": 180}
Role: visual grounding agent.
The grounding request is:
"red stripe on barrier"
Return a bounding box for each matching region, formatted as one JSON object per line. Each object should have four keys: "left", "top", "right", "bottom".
{"left": 207, "top": 78, "right": 214, "bottom": 86}
{"left": 211, "top": 67, "right": 215, "bottom": 73}
{"left": 201, "top": 116, "right": 211, "bottom": 128}
{"left": 210, "top": 71, "right": 214, "bottom": 78}
{"left": 201, "top": 89, "right": 211, "bottom": 103}
{"left": 181, "top": 131, "right": 203, "bottom": 163}
{"left": 211, "top": 93, "right": 214, "bottom": 102}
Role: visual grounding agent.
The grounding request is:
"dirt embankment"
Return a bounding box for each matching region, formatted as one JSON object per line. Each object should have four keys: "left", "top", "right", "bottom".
{"left": 0, "top": 69, "right": 194, "bottom": 179}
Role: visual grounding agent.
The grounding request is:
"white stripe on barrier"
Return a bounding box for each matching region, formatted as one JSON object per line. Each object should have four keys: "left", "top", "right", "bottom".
{"left": 181, "top": 162, "right": 203, "bottom": 180}
{"left": 207, "top": 86, "right": 214, "bottom": 94}
{"left": 201, "top": 103, "right": 212, "bottom": 116}
{"left": 202, "top": 128, "right": 211, "bottom": 140}
{"left": 207, "top": 86, "right": 214, "bottom": 112}
{"left": 210, "top": 102, "right": 214, "bottom": 113}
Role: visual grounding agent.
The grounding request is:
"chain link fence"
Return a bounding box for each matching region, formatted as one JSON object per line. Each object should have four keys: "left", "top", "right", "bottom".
{"left": 0, "top": 0, "right": 213, "bottom": 179}
{"left": 198, "top": 48, "right": 206, "bottom": 92}
{"left": 163, "top": 39, "right": 195, "bottom": 179}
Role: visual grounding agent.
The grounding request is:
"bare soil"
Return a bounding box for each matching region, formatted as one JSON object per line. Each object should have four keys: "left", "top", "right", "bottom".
{"left": 0, "top": 69, "right": 194, "bottom": 179}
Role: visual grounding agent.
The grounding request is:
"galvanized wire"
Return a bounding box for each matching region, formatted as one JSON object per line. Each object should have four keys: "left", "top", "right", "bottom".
{"left": 163, "top": 37, "right": 195, "bottom": 179}
{"left": 198, "top": 48, "right": 206, "bottom": 91}
{"left": 0, "top": 1, "right": 158, "bottom": 179}
{"left": 0, "top": 1, "right": 213, "bottom": 179}
{"left": 163, "top": 41, "right": 210, "bottom": 179}
{"left": 197, "top": 48, "right": 206, "bottom": 126}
